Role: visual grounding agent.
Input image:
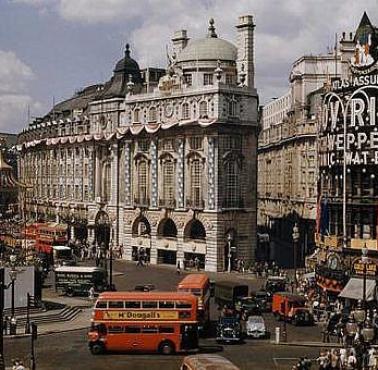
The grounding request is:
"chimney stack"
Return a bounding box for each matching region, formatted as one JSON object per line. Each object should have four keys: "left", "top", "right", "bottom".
{"left": 172, "top": 30, "right": 189, "bottom": 56}
{"left": 236, "top": 15, "right": 255, "bottom": 88}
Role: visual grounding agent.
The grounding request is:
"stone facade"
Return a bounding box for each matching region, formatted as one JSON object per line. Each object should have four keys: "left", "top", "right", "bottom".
{"left": 17, "top": 16, "right": 259, "bottom": 272}
{"left": 257, "top": 49, "right": 351, "bottom": 266}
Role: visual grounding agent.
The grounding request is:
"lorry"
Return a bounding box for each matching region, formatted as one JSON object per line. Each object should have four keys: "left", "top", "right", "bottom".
{"left": 54, "top": 266, "right": 107, "bottom": 297}
{"left": 272, "top": 292, "right": 314, "bottom": 326}
{"left": 214, "top": 281, "right": 249, "bottom": 307}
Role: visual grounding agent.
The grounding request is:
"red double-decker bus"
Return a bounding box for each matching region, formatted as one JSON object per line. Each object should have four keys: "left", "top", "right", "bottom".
{"left": 88, "top": 291, "right": 198, "bottom": 355}
{"left": 35, "top": 223, "right": 67, "bottom": 254}
{"left": 177, "top": 274, "right": 210, "bottom": 331}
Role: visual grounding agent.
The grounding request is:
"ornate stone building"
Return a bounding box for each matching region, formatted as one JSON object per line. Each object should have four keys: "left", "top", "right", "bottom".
{"left": 257, "top": 50, "right": 350, "bottom": 266}
{"left": 17, "top": 16, "right": 259, "bottom": 272}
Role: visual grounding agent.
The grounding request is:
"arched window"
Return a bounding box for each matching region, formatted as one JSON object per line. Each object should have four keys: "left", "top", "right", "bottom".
{"left": 189, "top": 159, "right": 202, "bottom": 208}
{"left": 199, "top": 101, "right": 208, "bottom": 118}
{"left": 182, "top": 103, "right": 190, "bottom": 120}
{"left": 185, "top": 219, "right": 206, "bottom": 240}
{"left": 133, "top": 108, "right": 140, "bottom": 123}
{"left": 132, "top": 216, "right": 151, "bottom": 236}
{"left": 137, "top": 160, "right": 148, "bottom": 204}
{"left": 161, "top": 159, "right": 175, "bottom": 207}
{"left": 224, "top": 160, "right": 240, "bottom": 208}
{"left": 158, "top": 218, "right": 177, "bottom": 238}
{"left": 148, "top": 107, "right": 157, "bottom": 123}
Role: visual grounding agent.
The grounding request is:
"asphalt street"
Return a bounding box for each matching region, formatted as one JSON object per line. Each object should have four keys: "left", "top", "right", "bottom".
{"left": 5, "top": 261, "right": 327, "bottom": 369}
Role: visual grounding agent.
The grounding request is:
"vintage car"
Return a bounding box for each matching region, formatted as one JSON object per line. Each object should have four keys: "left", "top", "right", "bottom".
{"left": 292, "top": 308, "right": 315, "bottom": 326}
{"left": 216, "top": 317, "right": 242, "bottom": 343}
{"left": 253, "top": 291, "right": 272, "bottom": 312}
{"left": 235, "top": 297, "right": 261, "bottom": 319}
{"left": 246, "top": 315, "right": 269, "bottom": 339}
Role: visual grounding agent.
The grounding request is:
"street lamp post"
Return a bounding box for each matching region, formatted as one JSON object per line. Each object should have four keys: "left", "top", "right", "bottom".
{"left": 8, "top": 252, "right": 18, "bottom": 336}
{"left": 227, "top": 233, "right": 233, "bottom": 273}
{"left": 109, "top": 239, "right": 113, "bottom": 289}
{"left": 361, "top": 245, "right": 369, "bottom": 317}
{"left": 292, "top": 223, "right": 299, "bottom": 291}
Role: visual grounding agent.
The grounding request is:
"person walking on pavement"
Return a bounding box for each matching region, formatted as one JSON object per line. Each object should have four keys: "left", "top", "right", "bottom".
{"left": 176, "top": 260, "right": 181, "bottom": 274}
{"left": 194, "top": 256, "right": 200, "bottom": 271}
{"left": 88, "top": 285, "right": 95, "bottom": 300}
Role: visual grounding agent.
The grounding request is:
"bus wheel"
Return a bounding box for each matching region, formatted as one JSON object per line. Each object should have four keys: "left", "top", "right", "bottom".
{"left": 159, "top": 341, "right": 175, "bottom": 355}
{"left": 90, "top": 343, "right": 104, "bottom": 355}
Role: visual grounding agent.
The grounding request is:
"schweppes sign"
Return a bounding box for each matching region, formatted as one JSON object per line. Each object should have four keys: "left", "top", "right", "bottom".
{"left": 102, "top": 311, "right": 179, "bottom": 321}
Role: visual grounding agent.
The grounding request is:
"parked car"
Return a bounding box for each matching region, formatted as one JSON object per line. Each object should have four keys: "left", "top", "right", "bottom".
{"left": 235, "top": 297, "right": 261, "bottom": 318}
{"left": 216, "top": 317, "right": 242, "bottom": 343}
{"left": 265, "top": 276, "right": 286, "bottom": 295}
{"left": 134, "top": 284, "right": 156, "bottom": 292}
{"left": 292, "top": 308, "right": 315, "bottom": 326}
{"left": 246, "top": 315, "right": 269, "bottom": 339}
{"left": 253, "top": 291, "right": 272, "bottom": 312}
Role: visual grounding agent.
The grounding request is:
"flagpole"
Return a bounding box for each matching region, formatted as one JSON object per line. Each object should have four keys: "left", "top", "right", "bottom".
{"left": 342, "top": 94, "right": 347, "bottom": 249}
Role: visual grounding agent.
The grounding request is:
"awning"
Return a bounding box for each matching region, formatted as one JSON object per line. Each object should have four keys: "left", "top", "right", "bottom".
{"left": 339, "top": 278, "right": 376, "bottom": 301}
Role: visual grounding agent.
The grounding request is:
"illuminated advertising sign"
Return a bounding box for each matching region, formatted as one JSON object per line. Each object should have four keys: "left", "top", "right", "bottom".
{"left": 319, "top": 84, "right": 378, "bottom": 168}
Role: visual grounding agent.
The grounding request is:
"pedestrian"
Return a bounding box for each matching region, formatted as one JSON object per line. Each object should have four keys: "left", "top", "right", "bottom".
{"left": 368, "top": 347, "right": 376, "bottom": 370}
{"left": 15, "top": 360, "right": 25, "bottom": 370}
{"left": 347, "top": 351, "right": 357, "bottom": 369}
{"left": 176, "top": 260, "right": 181, "bottom": 274}
{"left": 194, "top": 257, "right": 200, "bottom": 271}
{"left": 240, "top": 257, "right": 245, "bottom": 273}
{"left": 119, "top": 244, "right": 123, "bottom": 259}
{"left": 88, "top": 285, "right": 95, "bottom": 300}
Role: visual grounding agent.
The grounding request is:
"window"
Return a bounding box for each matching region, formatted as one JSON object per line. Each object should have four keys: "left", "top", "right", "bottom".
{"left": 182, "top": 103, "right": 190, "bottom": 120}
{"left": 199, "top": 101, "right": 208, "bottom": 118}
{"left": 162, "top": 160, "right": 175, "bottom": 202}
{"left": 184, "top": 74, "right": 192, "bottom": 86}
{"left": 125, "top": 301, "right": 141, "bottom": 309}
{"left": 226, "top": 74, "right": 234, "bottom": 85}
{"left": 189, "top": 137, "right": 202, "bottom": 150}
{"left": 176, "top": 301, "right": 192, "bottom": 309}
{"left": 133, "top": 109, "right": 140, "bottom": 123}
{"left": 148, "top": 107, "right": 157, "bottom": 122}
{"left": 108, "top": 326, "right": 124, "bottom": 333}
{"left": 108, "top": 301, "right": 124, "bottom": 309}
{"left": 84, "top": 163, "right": 88, "bottom": 177}
{"left": 95, "top": 301, "right": 107, "bottom": 309}
{"left": 84, "top": 185, "right": 89, "bottom": 200}
{"left": 141, "top": 326, "right": 158, "bottom": 334}
{"left": 125, "top": 327, "right": 141, "bottom": 333}
{"left": 142, "top": 301, "right": 158, "bottom": 309}
{"left": 203, "top": 73, "right": 213, "bottom": 86}
{"left": 224, "top": 161, "right": 240, "bottom": 207}
{"left": 190, "top": 159, "right": 202, "bottom": 206}
{"left": 161, "top": 139, "right": 173, "bottom": 151}
{"left": 159, "top": 301, "right": 175, "bottom": 309}
{"left": 138, "top": 139, "right": 149, "bottom": 152}
{"left": 159, "top": 327, "right": 174, "bottom": 334}
{"left": 137, "top": 161, "right": 148, "bottom": 202}
{"left": 228, "top": 100, "right": 236, "bottom": 116}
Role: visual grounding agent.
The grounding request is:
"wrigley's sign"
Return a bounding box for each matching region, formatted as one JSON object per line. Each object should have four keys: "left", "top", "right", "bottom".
{"left": 319, "top": 84, "right": 378, "bottom": 167}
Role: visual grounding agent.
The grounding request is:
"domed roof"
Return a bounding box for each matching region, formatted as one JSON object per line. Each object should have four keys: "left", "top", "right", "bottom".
{"left": 114, "top": 43, "right": 140, "bottom": 74}
{"left": 177, "top": 19, "right": 237, "bottom": 63}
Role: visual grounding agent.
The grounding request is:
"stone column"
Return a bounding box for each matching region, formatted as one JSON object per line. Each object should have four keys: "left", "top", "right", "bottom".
{"left": 176, "top": 137, "right": 185, "bottom": 209}
{"left": 150, "top": 139, "right": 158, "bottom": 208}
{"left": 124, "top": 141, "right": 132, "bottom": 207}
{"left": 88, "top": 146, "right": 95, "bottom": 201}
{"left": 110, "top": 142, "right": 119, "bottom": 206}
{"left": 207, "top": 136, "right": 217, "bottom": 210}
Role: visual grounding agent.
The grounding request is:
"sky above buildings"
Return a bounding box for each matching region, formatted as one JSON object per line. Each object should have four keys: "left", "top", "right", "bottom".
{"left": 0, "top": 0, "right": 377, "bottom": 133}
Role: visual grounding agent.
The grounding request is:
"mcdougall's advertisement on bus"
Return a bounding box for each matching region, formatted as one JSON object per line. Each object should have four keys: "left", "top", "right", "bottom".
{"left": 102, "top": 311, "right": 179, "bottom": 321}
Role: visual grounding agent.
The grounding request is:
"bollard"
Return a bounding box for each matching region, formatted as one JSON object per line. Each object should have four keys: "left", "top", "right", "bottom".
{"left": 275, "top": 326, "right": 280, "bottom": 344}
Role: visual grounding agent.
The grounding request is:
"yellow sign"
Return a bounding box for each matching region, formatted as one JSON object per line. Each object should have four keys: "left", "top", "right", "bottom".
{"left": 353, "top": 261, "right": 377, "bottom": 276}
{"left": 103, "top": 310, "right": 179, "bottom": 321}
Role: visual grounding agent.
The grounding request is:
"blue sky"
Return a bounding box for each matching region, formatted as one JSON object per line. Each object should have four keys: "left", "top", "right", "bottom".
{"left": 0, "top": 0, "right": 377, "bottom": 133}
